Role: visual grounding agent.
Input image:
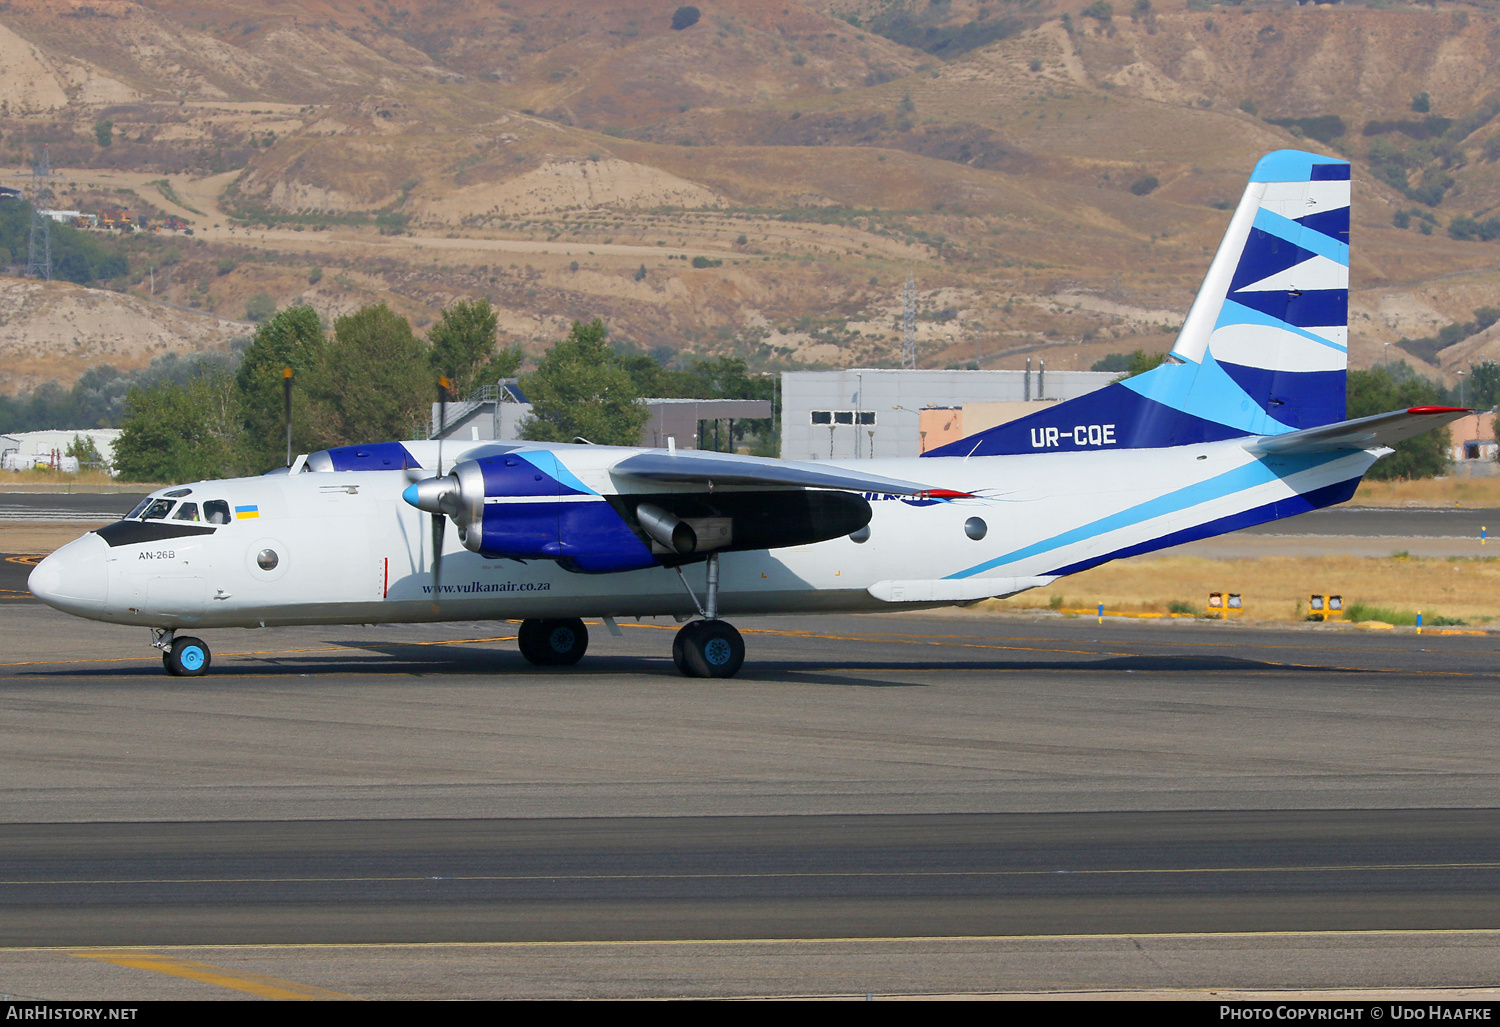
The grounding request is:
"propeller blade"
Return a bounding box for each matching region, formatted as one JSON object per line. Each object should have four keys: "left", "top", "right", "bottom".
{"left": 430, "top": 511, "right": 445, "bottom": 609}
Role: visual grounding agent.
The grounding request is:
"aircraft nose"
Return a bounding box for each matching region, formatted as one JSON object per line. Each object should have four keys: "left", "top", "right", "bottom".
{"left": 28, "top": 533, "right": 109, "bottom": 615}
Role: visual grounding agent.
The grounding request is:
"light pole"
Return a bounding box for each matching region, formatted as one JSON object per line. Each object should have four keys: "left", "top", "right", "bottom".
{"left": 1384, "top": 342, "right": 1390, "bottom": 370}
{"left": 1458, "top": 370, "right": 1466, "bottom": 408}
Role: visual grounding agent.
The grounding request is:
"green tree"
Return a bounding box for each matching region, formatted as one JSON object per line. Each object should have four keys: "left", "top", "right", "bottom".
{"left": 65, "top": 434, "right": 103, "bottom": 468}
{"left": 93, "top": 120, "right": 113, "bottom": 147}
{"left": 1346, "top": 367, "right": 1449, "bottom": 480}
{"left": 235, "top": 305, "right": 326, "bottom": 471}
{"left": 307, "top": 303, "right": 431, "bottom": 446}
{"left": 1468, "top": 360, "right": 1500, "bottom": 410}
{"left": 113, "top": 371, "right": 243, "bottom": 484}
{"left": 427, "top": 298, "right": 520, "bottom": 395}
{"left": 519, "top": 319, "right": 648, "bottom": 446}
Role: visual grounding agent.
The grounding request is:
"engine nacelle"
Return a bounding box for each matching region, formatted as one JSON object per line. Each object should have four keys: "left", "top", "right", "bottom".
{"left": 404, "top": 450, "right": 874, "bottom": 575}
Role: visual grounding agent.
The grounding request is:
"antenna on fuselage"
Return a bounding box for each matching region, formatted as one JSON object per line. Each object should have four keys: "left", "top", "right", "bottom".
{"left": 282, "top": 367, "right": 293, "bottom": 467}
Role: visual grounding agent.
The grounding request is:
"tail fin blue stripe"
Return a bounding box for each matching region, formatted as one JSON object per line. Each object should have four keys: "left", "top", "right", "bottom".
{"left": 1250, "top": 208, "right": 1349, "bottom": 265}
{"left": 923, "top": 149, "right": 1349, "bottom": 458}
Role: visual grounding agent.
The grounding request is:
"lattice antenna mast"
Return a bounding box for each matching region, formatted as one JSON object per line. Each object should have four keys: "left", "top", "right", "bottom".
{"left": 900, "top": 272, "right": 916, "bottom": 370}
{"left": 26, "top": 144, "right": 53, "bottom": 281}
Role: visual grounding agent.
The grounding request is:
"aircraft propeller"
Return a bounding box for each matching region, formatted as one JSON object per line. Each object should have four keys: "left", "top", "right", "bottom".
{"left": 431, "top": 376, "right": 450, "bottom": 606}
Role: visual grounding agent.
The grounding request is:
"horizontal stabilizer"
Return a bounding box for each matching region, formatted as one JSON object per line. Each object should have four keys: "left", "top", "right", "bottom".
{"left": 868, "top": 576, "right": 1057, "bottom": 603}
{"left": 613, "top": 450, "right": 963, "bottom": 497}
{"left": 1244, "top": 406, "right": 1469, "bottom": 455}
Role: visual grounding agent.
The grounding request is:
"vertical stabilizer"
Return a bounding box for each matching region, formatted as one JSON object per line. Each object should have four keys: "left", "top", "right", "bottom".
{"left": 924, "top": 149, "right": 1350, "bottom": 458}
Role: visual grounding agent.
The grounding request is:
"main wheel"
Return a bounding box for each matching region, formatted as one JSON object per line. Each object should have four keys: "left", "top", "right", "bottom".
{"left": 517, "top": 618, "right": 588, "bottom": 666}
{"left": 675, "top": 620, "right": 745, "bottom": 679}
{"left": 164, "top": 636, "right": 211, "bottom": 677}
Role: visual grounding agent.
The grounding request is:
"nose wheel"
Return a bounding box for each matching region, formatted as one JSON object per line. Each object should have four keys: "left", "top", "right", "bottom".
{"left": 159, "top": 633, "right": 211, "bottom": 677}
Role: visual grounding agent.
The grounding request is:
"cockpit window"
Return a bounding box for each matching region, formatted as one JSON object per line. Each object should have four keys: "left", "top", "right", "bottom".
{"left": 140, "top": 499, "right": 176, "bottom": 520}
{"left": 124, "top": 498, "right": 151, "bottom": 519}
{"left": 203, "top": 500, "right": 231, "bottom": 525}
{"left": 173, "top": 502, "right": 200, "bottom": 522}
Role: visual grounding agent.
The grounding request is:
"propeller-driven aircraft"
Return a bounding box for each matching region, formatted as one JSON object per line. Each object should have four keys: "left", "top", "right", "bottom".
{"left": 29, "top": 150, "right": 1466, "bottom": 678}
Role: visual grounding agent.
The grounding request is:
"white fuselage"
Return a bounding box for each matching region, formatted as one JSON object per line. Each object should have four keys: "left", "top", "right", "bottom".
{"left": 29, "top": 437, "right": 1378, "bottom": 630}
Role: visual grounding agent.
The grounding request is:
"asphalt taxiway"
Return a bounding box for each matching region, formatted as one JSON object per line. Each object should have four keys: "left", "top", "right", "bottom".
{"left": 3, "top": 552, "right": 1500, "bottom": 997}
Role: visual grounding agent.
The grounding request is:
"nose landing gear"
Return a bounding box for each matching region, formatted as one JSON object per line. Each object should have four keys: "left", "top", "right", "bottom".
{"left": 671, "top": 552, "right": 745, "bottom": 678}
{"left": 153, "top": 629, "right": 211, "bottom": 677}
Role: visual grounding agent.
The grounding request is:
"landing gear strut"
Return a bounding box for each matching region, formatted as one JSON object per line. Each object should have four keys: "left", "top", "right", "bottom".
{"left": 154, "top": 629, "right": 211, "bottom": 677}
{"left": 518, "top": 618, "right": 589, "bottom": 666}
{"left": 672, "top": 552, "right": 745, "bottom": 678}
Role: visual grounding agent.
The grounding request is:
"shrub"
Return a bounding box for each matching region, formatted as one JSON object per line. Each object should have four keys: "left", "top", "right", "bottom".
{"left": 307, "top": 266, "right": 323, "bottom": 284}
{"left": 1411, "top": 92, "right": 1431, "bottom": 114}
{"left": 244, "top": 292, "right": 276, "bottom": 322}
{"left": 1448, "top": 214, "right": 1480, "bottom": 241}
{"left": 671, "top": 5, "right": 700, "bottom": 30}
{"left": 93, "top": 120, "right": 113, "bottom": 147}
{"left": 1129, "top": 175, "right": 1159, "bottom": 196}
{"left": 691, "top": 256, "right": 722, "bottom": 268}
{"left": 1029, "top": 57, "right": 1042, "bottom": 72}
{"left": 1394, "top": 209, "right": 1411, "bottom": 229}
{"left": 1238, "top": 98, "right": 1257, "bottom": 116}
{"left": 1082, "top": 1, "right": 1113, "bottom": 20}
{"left": 216, "top": 258, "right": 237, "bottom": 276}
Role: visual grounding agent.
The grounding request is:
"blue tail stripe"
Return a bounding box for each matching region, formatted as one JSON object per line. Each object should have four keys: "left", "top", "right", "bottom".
{"left": 1227, "top": 288, "right": 1348, "bottom": 331}
{"left": 1229, "top": 228, "right": 1322, "bottom": 292}
{"left": 1251, "top": 208, "right": 1349, "bottom": 265}
{"left": 1043, "top": 475, "right": 1362, "bottom": 577}
{"left": 1214, "top": 299, "right": 1347, "bottom": 351}
{"left": 1215, "top": 363, "right": 1347, "bottom": 430}
{"left": 943, "top": 451, "right": 1346, "bottom": 579}
{"left": 1295, "top": 207, "right": 1350, "bottom": 243}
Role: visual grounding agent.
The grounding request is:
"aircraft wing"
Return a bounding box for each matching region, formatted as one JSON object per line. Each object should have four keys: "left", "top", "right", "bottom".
{"left": 1243, "top": 406, "right": 1470, "bottom": 455}
{"left": 611, "top": 450, "right": 967, "bottom": 497}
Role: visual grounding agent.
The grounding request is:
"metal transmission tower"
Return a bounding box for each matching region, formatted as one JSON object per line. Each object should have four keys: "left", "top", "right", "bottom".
{"left": 26, "top": 145, "right": 53, "bottom": 281}
{"left": 900, "top": 272, "right": 916, "bottom": 369}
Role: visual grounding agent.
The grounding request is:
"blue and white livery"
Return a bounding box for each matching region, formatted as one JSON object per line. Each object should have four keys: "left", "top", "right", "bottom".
{"left": 29, "top": 151, "right": 1465, "bottom": 678}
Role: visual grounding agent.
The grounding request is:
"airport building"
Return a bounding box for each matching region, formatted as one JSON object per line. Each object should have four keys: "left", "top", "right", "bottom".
{"left": 779, "top": 368, "right": 1117, "bottom": 460}
{"left": 432, "top": 381, "right": 770, "bottom": 450}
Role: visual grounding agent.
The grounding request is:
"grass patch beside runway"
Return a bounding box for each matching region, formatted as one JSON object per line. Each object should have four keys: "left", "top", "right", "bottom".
{"left": 998, "top": 553, "right": 1500, "bottom": 626}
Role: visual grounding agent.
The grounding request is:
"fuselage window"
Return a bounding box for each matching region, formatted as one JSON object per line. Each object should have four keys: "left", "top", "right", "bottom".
{"left": 140, "top": 499, "right": 176, "bottom": 520}
{"left": 203, "top": 500, "right": 231, "bottom": 525}
{"left": 173, "top": 503, "right": 200, "bottom": 522}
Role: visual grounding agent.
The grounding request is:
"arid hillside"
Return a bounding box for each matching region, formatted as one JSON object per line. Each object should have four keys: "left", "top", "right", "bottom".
{"left": 1, "top": 0, "right": 1498, "bottom": 394}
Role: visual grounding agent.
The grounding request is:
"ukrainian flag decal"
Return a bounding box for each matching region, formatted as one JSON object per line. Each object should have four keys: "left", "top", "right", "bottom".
{"left": 235, "top": 505, "right": 260, "bottom": 520}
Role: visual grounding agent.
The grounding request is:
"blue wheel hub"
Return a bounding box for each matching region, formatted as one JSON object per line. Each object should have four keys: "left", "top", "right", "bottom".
{"left": 178, "top": 646, "right": 205, "bottom": 671}
{"left": 704, "top": 637, "right": 732, "bottom": 666}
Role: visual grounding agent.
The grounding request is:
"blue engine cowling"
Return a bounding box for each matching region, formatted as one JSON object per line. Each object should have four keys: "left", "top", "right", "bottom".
{"left": 458, "top": 452, "right": 657, "bottom": 574}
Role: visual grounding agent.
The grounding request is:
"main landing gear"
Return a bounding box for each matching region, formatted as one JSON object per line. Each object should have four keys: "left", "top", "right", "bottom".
{"left": 670, "top": 552, "right": 745, "bottom": 679}
{"left": 153, "top": 629, "right": 211, "bottom": 677}
{"left": 517, "top": 617, "right": 589, "bottom": 666}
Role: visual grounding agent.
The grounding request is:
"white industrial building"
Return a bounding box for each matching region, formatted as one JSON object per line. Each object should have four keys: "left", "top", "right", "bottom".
{"left": 780, "top": 368, "right": 1117, "bottom": 460}
{"left": 0, "top": 428, "right": 121, "bottom": 473}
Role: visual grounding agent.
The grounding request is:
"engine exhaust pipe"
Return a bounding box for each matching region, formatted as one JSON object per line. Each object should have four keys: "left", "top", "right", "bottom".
{"left": 636, "top": 503, "right": 697, "bottom": 554}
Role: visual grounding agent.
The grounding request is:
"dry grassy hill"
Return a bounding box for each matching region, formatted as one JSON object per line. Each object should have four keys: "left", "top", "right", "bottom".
{"left": 0, "top": 0, "right": 1498, "bottom": 396}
